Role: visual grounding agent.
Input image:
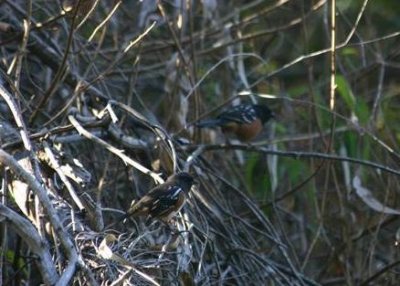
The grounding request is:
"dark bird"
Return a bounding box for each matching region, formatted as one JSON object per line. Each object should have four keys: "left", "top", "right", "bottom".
{"left": 195, "top": 103, "right": 274, "bottom": 141}
{"left": 122, "top": 172, "right": 195, "bottom": 224}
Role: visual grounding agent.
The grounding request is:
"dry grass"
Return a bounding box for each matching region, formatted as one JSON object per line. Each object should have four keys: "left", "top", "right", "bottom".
{"left": 1, "top": 1, "right": 400, "bottom": 285}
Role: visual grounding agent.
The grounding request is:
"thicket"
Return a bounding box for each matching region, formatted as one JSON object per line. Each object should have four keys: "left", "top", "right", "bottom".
{"left": 1, "top": 1, "right": 400, "bottom": 285}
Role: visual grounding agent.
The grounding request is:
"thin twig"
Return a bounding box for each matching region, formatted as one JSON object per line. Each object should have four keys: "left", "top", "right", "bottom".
{"left": 184, "top": 143, "right": 400, "bottom": 177}
{"left": 68, "top": 115, "right": 163, "bottom": 183}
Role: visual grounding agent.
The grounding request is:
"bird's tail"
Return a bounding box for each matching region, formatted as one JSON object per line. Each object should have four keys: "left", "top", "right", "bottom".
{"left": 194, "top": 118, "right": 224, "bottom": 128}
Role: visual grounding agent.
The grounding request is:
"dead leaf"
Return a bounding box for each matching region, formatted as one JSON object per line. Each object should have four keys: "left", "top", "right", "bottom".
{"left": 352, "top": 175, "right": 400, "bottom": 215}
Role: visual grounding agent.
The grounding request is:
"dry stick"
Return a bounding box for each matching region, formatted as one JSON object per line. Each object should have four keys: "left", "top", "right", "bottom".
{"left": 301, "top": 0, "right": 337, "bottom": 273}
{"left": 187, "top": 0, "right": 201, "bottom": 143}
{"left": 254, "top": 93, "right": 400, "bottom": 161}
{"left": 29, "top": 0, "right": 82, "bottom": 123}
{"left": 185, "top": 143, "right": 400, "bottom": 177}
{"left": 1, "top": 114, "right": 109, "bottom": 150}
{"left": 157, "top": 1, "right": 200, "bottom": 154}
{"left": 72, "top": 20, "right": 157, "bottom": 101}
{"left": 0, "top": 149, "right": 96, "bottom": 286}
{"left": 303, "top": 1, "right": 337, "bottom": 272}
{"left": 0, "top": 81, "right": 38, "bottom": 176}
{"left": 26, "top": 32, "right": 108, "bottom": 101}
{"left": 194, "top": 160, "right": 294, "bottom": 282}
{"left": 37, "top": 20, "right": 157, "bottom": 127}
{"left": 0, "top": 170, "right": 7, "bottom": 284}
{"left": 0, "top": 16, "right": 107, "bottom": 107}
{"left": 359, "top": 260, "right": 400, "bottom": 286}
{"left": 0, "top": 204, "right": 58, "bottom": 285}
{"left": 108, "top": 100, "right": 178, "bottom": 173}
{"left": 7, "top": 0, "right": 31, "bottom": 90}
{"left": 184, "top": 53, "right": 265, "bottom": 101}
{"left": 319, "top": 215, "right": 397, "bottom": 284}
{"left": 198, "top": 0, "right": 326, "bottom": 57}
{"left": 371, "top": 63, "right": 385, "bottom": 122}
{"left": 58, "top": 15, "right": 157, "bottom": 117}
{"left": 247, "top": 0, "right": 371, "bottom": 91}
{"left": 87, "top": 0, "right": 121, "bottom": 42}
{"left": 42, "top": 141, "right": 85, "bottom": 211}
{"left": 211, "top": 172, "right": 306, "bottom": 284}
{"left": 156, "top": 2, "right": 193, "bottom": 80}
{"left": 0, "top": 79, "right": 45, "bottom": 232}
{"left": 76, "top": 0, "right": 101, "bottom": 30}
{"left": 42, "top": 83, "right": 81, "bottom": 128}
{"left": 68, "top": 115, "right": 163, "bottom": 183}
{"left": 328, "top": 0, "right": 337, "bottom": 135}
{"left": 248, "top": 90, "right": 400, "bottom": 161}
{"left": 139, "top": 0, "right": 324, "bottom": 57}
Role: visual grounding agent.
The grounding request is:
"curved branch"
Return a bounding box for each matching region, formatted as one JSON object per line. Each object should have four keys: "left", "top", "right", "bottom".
{"left": 0, "top": 149, "right": 94, "bottom": 285}
{"left": 0, "top": 204, "right": 58, "bottom": 285}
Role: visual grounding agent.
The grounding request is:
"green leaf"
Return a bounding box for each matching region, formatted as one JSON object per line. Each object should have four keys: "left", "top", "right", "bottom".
{"left": 354, "top": 96, "right": 370, "bottom": 124}
{"left": 340, "top": 47, "right": 359, "bottom": 56}
{"left": 336, "top": 75, "right": 356, "bottom": 111}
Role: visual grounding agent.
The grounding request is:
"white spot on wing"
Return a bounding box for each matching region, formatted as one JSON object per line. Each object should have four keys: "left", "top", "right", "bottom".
{"left": 168, "top": 186, "right": 182, "bottom": 199}
{"left": 239, "top": 105, "right": 256, "bottom": 123}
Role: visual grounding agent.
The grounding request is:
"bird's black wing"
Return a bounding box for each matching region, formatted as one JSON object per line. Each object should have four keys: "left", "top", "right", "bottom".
{"left": 148, "top": 185, "right": 183, "bottom": 217}
{"left": 217, "top": 104, "right": 257, "bottom": 124}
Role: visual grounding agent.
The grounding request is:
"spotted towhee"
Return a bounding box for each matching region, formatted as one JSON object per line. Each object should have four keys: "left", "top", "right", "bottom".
{"left": 123, "top": 172, "right": 195, "bottom": 224}
{"left": 195, "top": 103, "right": 274, "bottom": 141}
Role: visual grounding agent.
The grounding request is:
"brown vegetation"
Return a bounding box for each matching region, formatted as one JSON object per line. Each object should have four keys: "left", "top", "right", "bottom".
{"left": 1, "top": 1, "right": 400, "bottom": 285}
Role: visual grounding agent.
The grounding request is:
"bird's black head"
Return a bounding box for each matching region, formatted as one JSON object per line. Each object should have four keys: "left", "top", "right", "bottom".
{"left": 169, "top": 172, "right": 195, "bottom": 192}
{"left": 253, "top": 104, "right": 274, "bottom": 124}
